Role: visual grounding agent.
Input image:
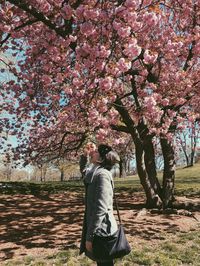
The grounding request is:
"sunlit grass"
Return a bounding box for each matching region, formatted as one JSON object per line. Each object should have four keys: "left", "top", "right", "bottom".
{"left": 3, "top": 229, "right": 200, "bottom": 266}
{"left": 0, "top": 163, "right": 200, "bottom": 197}
{"left": 1, "top": 164, "right": 200, "bottom": 265}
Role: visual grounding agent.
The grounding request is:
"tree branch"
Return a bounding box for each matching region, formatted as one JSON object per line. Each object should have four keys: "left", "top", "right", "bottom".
{"left": 110, "top": 124, "right": 130, "bottom": 133}
{"left": 183, "top": 4, "right": 197, "bottom": 71}
{"left": 6, "top": 0, "right": 70, "bottom": 38}
{"left": 0, "top": 18, "right": 39, "bottom": 47}
{"left": 183, "top": 40, "right": 195, "bottom": 71}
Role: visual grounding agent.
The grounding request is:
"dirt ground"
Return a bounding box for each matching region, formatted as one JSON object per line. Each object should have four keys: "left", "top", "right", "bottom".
{"left": 0, "top": 191, "right": 200, "bottom": 262}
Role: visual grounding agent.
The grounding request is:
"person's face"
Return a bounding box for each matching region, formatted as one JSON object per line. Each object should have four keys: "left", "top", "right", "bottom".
{"left": 89, "top": 149, "right": 100, "bottom": 164}
{"left": 84, "top": 143, "right": 96, "bottom": 155}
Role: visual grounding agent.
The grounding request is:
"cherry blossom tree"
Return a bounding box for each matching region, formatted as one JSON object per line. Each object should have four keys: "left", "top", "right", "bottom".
{"left": 0, "top": 0, "right": 200, "bottom": 208}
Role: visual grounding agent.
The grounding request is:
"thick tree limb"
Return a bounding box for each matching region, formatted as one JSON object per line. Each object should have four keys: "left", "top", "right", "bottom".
{"left": 110, "top": 124, "right": 130, "bottom": 133}
{"left": 6, "top": 0, "right": 71, "bottom": 38}
{"left": 183, "top": 40, "right": 195, "bottom": 71}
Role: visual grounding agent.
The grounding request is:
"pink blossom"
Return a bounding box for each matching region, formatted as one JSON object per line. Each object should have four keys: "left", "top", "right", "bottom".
{"left": 188, "top": 114, "right": 196, "bottom": 123}
{"left": 61, "top": 5, "right": 73, "bottom": 20}
{"left": 98, "top": 46, "right": 111, "bottom": 58}
{"left": 39, "top": 2, "right": 51, "bottom": 13}
{"left": 143, "top": 12, "right": 158, "bottom": 27}
{"left": 72, "top": 78, "right": 82, "bottom": 87}
{"left": 101, "top": 98, "right": 108, "bottom": 105}
{"left": 75, "top": 5, "right": 85, "bottom": 19}
{"left": 161, "top": 98, "right": 169, "bottom": 106}
{"left": 125, "top": 0, "right": 137, "bottom": 9}
{"left": 56, "top": 73, "right": 63, "bottom": 83}
{"left": 99, "top": 77, "right": 113, "bottom": 91}
{"left": 76, "top": 90, "right": 85, "bottom": 97}
{"left": 84, "top": 9, "right": 100, "bottom": 20}
{"left": 96, "top": 128, "right": 108, "bottom": 142}
{"left": 143, "top": 50, "right": 158, "bottom": 64}
{"left": 124, "top": 39, "right": 141, "bottom": 60}
{"left": 176, "top": 98, "right": 186, "bottom": 105}
{"left": 98, "top": 105, "right": 108, "bottom": 113}
{"left": 144, "top": 96, "right": 157, "bottom": 108}
{"left": 27, "top": 89, "right": 34, "bottom": 96}
{"left": 113, "top": 21, "right": 121, "bottom": 31}
{"left": 124, "top": 11, "right": 137, "bottom": 27}
{"left": 100, "top": 118, "right": 109, "bottom": 127}
{"left": 2, "top": 25, "right": 11, "bottom": 32}
{"left": 95, "top": 61, "right": 106, "bottom": 71}
{"left": 117, "top": 58, "right": 131, "bottom": 72}
{"left": 80, "top": 22, "right": 96, "bottom": 37}
{"left": 167, "top": 110, "right": 176, "bottom": 118}
{"left": 89, "top": 109, "right": 99, "bottom": 120}
{"left": 64, "top": 87, "right": 73, "bottom": 96}
{"left": 52, "top": 95, "right": 60, "bottom": 101}
{"left": 2, "top": 0, "right": 200, "bottom": 169}
{"left": 42, "top": 75, "right": 52, "bottom": 84}
{"left": 117, "top": 26, "right": 131, "bottom": 38}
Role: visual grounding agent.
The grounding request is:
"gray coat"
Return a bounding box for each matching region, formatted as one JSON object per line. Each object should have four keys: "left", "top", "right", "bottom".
{"left": 80, "top": 165, "right": 118, "bottom": 261}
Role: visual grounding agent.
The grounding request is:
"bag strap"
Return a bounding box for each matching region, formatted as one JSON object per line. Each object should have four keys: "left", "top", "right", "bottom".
{"left": 111, "top": 179, "right": 122, "bottom": 225}
{"left": 113, "top": 189, "right": 122, "bottom": 225}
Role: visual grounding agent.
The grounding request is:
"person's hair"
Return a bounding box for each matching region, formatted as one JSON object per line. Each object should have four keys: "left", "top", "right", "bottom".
{"left": 98, "top": 144, "right": 122, "bottom": 176}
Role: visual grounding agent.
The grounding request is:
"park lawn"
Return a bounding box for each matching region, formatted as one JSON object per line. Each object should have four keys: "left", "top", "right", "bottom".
{"left": 1, "top": 164, "right": 200, "bottom": 266}
{"left": 114, "top": 162, "right": 200, "bottom": 197}
{"left": 0, "top": 162, "right": 200, "bottom": 197}
{"left": 2, "top": 229, "right": 200, "bottom": 266}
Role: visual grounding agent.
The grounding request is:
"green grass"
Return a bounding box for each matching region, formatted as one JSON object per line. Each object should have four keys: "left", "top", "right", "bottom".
{"left": 1, "top": 164, "right": 200, "bottom": 266}
{"left": 114, "top": 163, "right": 200, "bottom": 197}
{"left": 0, "top": 179, "right": 84, "bottom": 195}
{"left": 2, "top": 229, "right": 200, "bottom": 266}
{"left": 116, "top": 229, "right": 200, "bottom": 266}
{"left": 0, "top": 163, "right": 200, "bottom": 197}
{"left": 2, "top": 250, "right": 91, "bottom": 266}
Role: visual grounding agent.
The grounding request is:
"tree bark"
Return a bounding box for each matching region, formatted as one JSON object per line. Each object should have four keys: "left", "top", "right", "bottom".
{"left": 60, "top": 169, "right": 64, "bottom": 182}
{"left": 113, "top": 98, "right": 162, "bottom": 208}
{"left": 135, "top": 143, "right": 162, "bottom": 208}
{"left": 160, "top": 137, "right": 176, "bottom": 208}
{"left": 190, "top": 133, "right": 197, "bottom": 166}
{"left": 136, "top": 120, "right": 163, "bottom": 206}
{"left": 143, "top": 136, "right": 162, "bottom": 197}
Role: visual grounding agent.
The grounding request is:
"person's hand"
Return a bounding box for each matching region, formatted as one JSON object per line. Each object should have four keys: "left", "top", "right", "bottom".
{"left": 86, "top": 240, "right": 93, "bottom": 252}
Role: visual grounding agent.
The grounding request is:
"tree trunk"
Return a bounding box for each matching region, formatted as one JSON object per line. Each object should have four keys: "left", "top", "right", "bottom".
{"left": 160, "top": 137, "right": 176, "bottom": 208}
{"left": 40, "top": 168, "right": 43, "bottom": 182}
{"left": 113, "top": 98, "right": 162, "bottom": 208}
{"left": 143, "top": 136, "right": 162, "bottom": 197}
{"left": 121, "top": 158, "right": 127, "bottom": 178}
{"left": 135, "top": 143, "right": 162, "bottom": 208}
{"left": 125, "top": 158, "right": 131, "bottom": 174}
{"left": 43, "top": 171, "right": 46, "bottom": 182}
{"left": 60, "top": 169, "right": 64, "bottom": 182}
{"left": 181, "top": 144, "right": 189, "bottom": 166}
{"left": 190, "top": 134, "right": 197, "bottom": 166}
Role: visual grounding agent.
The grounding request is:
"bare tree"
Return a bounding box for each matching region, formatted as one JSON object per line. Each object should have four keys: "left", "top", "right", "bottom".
{"left": 176, "top": 122, "right": 200, "bottom": 167}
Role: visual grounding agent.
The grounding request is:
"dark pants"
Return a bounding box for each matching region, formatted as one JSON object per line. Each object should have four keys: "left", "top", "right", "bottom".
{"left": 97, "top": 261, "right": 114, "bottom": 266}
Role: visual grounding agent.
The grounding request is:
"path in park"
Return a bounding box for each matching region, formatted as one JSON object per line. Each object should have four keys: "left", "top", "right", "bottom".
{"left": 0, "top": 192, "right": 200, "bottom": 261}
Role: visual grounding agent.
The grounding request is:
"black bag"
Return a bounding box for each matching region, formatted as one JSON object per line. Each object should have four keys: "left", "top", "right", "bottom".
{"left": 92, "top": 184, "right": 131, "bottom": 260}
{"left": 93, "top": 224, "right": 131, "bottom": 260}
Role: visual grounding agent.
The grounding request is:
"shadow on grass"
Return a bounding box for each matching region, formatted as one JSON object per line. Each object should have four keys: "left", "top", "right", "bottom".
{"left": 0, "top": 192, "right": 85, "bottom": 261}
{"left": 0, "top": 180, "right": 199, "bottom": 261}
{"left": 0, "top": 190, "right": 182, "bottom": 262}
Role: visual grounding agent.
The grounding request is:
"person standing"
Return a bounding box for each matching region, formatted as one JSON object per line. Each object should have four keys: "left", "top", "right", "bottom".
{"left": 80, "top": 144, "right": 121, "bottom": 266}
